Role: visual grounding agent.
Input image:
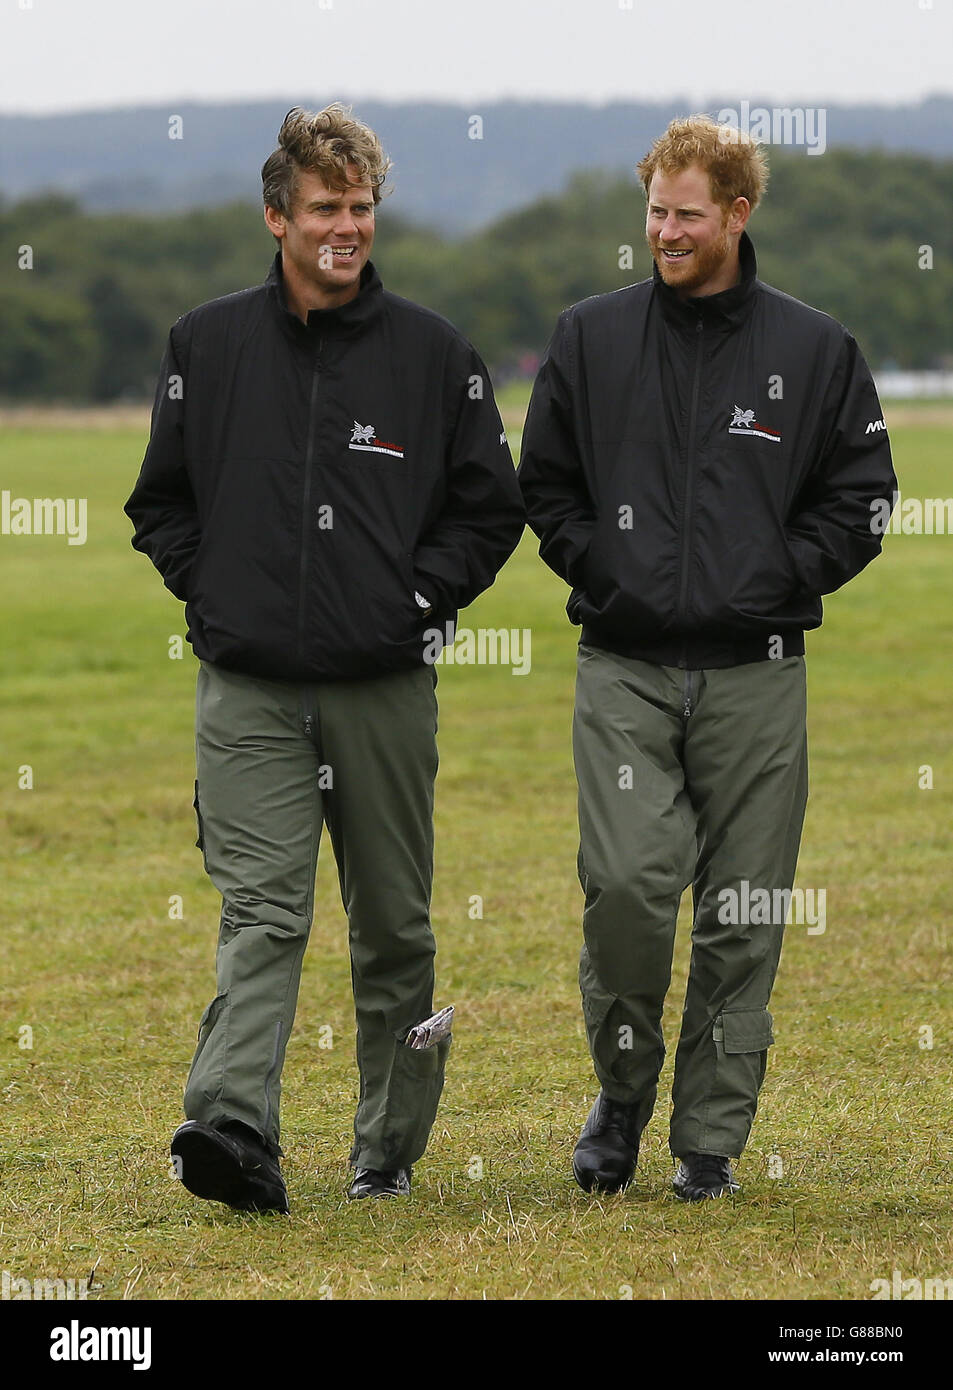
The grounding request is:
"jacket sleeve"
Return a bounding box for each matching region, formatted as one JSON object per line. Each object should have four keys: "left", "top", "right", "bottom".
{"left": 785, "top": 331, "right": 897, "bottom": 596}
{"left": 516, "top": 311, "right": 596, "bottom": 587}
{"left": 411, "top": 339, "right": 525, "bottom": 614}
{"left": 124, "top": 321, "right": 201, "bottom": 603}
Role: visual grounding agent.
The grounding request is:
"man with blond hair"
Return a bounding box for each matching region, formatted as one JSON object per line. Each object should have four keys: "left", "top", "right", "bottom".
{"left": 126, "top": 105, "right": 523, "bottom": 1210}
{"left": 519, "top": 116, "right": 895, "bottom": 1200}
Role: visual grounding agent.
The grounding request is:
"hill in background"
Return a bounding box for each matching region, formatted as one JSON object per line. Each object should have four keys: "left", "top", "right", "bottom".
{"left": 3, "top": 95, "right": 953, "bottom": 233}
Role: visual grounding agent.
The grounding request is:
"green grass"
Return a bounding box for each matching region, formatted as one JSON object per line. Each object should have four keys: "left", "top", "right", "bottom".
{"left": 0, "top": 411, "right": 950, "bottom": 1301}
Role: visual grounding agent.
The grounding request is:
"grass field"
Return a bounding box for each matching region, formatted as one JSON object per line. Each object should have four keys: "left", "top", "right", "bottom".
{"left": 1, "top": 393, "right": 951, "bottom": 1302}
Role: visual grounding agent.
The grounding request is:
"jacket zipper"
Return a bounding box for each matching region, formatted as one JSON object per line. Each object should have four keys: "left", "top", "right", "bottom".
{"left": 676, "top": 318, "right": 705, "bottom": 647}
{"left": 297, "top": 346, "right": 322, "bottom": 666}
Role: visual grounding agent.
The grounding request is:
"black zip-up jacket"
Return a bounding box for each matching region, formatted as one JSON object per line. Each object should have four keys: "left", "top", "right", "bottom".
{"left": 517, "top": 233, "right": 897, "bottom": 667}
{"left": 126, "top": 254, "right": 525, "bottom": 682}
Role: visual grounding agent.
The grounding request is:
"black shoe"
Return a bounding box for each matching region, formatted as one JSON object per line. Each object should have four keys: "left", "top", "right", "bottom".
{"left": 572, "top": 1091, "right": 641, "bottom": 1193}
{"left": 347, "top": 1167, "right": 412, "bottom": 1199}
{"left": 170, "top": 1120, "right": 290, "bottom": 1214}
{"left": 673, "top": 1152, "right": 740, "bottom": 1201}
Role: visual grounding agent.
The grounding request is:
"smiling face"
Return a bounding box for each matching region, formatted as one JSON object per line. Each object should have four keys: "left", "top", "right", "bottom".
{"left": 264, "top": 165, "right": 376, "bottom": 317}
{"left": 645, "top": 164, "right": 750, "bottom": 298}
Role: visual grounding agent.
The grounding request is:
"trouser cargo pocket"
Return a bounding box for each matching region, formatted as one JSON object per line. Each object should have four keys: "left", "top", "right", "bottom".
{"left": 699, "top": 1007, "right": 774, "bottom": 1156}
{"left": 712, "top": 1007, "right": 774, "bottom": 1106}
{"left": 671, "top": 1006, "right": 777, "bottom": 1159}
{"left": 373, "top": 1033, "right": 451, "bottom": 1170}
{"left": 716, "top": 1008, "right": 774, "bottom": 1053}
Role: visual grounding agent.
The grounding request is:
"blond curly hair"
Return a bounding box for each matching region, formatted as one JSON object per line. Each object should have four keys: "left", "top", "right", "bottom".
{"left": 637, "top": 115, "right": 769, "bottom": 211}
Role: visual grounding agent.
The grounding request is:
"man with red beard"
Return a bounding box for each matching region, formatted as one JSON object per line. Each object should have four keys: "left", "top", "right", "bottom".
{"left": 518, "top": 116, "right": 895, "bottom": 1200}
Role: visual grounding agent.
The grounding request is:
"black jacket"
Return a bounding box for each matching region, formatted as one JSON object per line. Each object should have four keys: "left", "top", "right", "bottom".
{"left": 517, "top": 233, "right": 897, "bottom": 667}
{"left": 126, "top": 254, "right": 524, "bottom": 681}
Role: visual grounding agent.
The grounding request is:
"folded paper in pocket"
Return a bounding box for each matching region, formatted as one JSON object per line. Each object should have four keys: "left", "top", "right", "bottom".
{"left": 405, "top": 1005, "right": 454, "bottom": 1050}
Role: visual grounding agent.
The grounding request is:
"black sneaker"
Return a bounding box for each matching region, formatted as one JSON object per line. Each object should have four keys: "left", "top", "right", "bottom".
{"left": 673, "top": 1152, "right": 740, "bottom": 1201}
{"left": 572, "top": 1091, "right": 641, "bottom": 1193}
{"left": 347, "top": 1167, "right": 412, "bottom": 1199}
{"left": 171, "top": 1120, "right": 289, "bottom": 1214}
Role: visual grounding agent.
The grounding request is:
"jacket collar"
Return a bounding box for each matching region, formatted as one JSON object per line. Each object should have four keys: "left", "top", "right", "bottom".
{"left": 654, "top": 230, "right": 759, "bottom": 329}
{"left": 266, "top": 251, "right": 384, "bottom": 339}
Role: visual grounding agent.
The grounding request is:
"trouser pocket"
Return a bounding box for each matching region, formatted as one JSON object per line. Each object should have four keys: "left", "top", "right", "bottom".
{"left": 363, "top": 1033, "right": 451, "bottom": 1170}
{"left": 716, "top": 1008, "right": 774, "bottom": 1054}
{"left": 679, "top": 1006, "right": 774, "bottom": 1157}
{"left": 715, "top": 1006, "right": 774, "bottom": 1116}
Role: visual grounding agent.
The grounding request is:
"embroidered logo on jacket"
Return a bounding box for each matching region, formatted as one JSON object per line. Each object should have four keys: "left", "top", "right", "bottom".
{"left": 348, "top": 421, "right": 405, "bottom": 458}
{"left": 728, "top": 404, "right": 781, "bottom": 443}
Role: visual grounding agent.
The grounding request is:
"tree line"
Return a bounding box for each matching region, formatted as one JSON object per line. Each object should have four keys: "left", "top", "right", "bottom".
{"left": 1, "top": 148, "right": 949, "bottom": 402}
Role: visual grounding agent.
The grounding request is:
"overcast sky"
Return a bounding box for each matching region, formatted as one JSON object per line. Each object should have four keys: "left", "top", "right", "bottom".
{"left": 1, "top": 0, "right": 950, "bottom": 114}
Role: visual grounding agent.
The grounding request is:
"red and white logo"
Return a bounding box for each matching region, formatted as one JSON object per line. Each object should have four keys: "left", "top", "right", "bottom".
{"left": 728, "top": 405, "right": 781, "bottom": 443}
{"left": 349, "top": 421, "right": 404, "bottom": 459}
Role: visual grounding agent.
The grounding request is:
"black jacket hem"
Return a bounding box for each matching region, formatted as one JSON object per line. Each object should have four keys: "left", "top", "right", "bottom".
{"left": 579, "top": 626, "right": 806, "bottom": 669}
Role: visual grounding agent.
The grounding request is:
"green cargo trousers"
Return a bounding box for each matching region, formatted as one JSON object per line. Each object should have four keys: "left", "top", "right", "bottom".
{"left": 184, "top": 659, "right": 450, "bottom": 1172}
{"left": 573, "top": 643, "right": 808, "bottom": 1159}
